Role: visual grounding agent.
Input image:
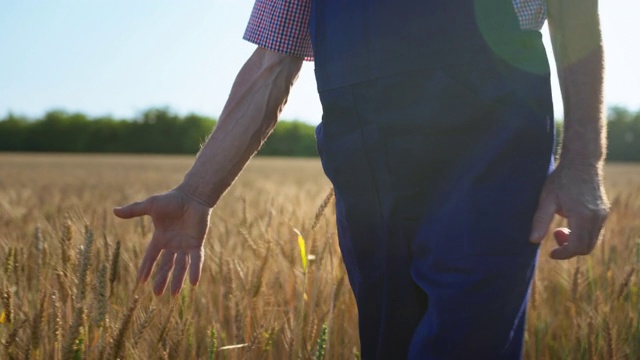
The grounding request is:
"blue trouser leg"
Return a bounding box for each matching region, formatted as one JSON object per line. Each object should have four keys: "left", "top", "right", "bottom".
{"left": 405, "top": 104, "right": 554, "bottom": 359}
{"left": 316, "top": 64, "right": 555, "bottom": 359}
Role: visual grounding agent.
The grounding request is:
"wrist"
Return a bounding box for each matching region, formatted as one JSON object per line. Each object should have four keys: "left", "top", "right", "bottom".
{"left": 174, "top": 180, "right": 215, "bottom": 209}
{"left": 557, "top": 154, "right": 603, "bottom": 169}
{"left": 555, "top": 157, "right": 604, "bottom": 179}
{"left": 558, "top": 142, "right": 604, "bottom": 169}
{"left": 559, "top": 121, "right": 606, "bottom": 169}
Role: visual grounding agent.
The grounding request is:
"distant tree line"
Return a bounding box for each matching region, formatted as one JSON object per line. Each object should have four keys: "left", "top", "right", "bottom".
{"left": 606, "top": 107, "right": 640, "bottom": 162}
{"left": 0, "top": 108, "right": 319, "bottom": 157}
{"left": 1, "top": 106, "right": 640, "bottom": 160}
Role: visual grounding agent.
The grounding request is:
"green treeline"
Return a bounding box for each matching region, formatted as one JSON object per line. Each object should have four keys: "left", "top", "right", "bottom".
{"left": 606, "top": 107, "right": 640, "bottom": 161}
{"left": 1, "top": 106, "right": 640, "bottom": 160}
{"left": 0, "top": 108, "right": 318, "bottom": 157}
{"left": 0, "top": 108, "right": 216, "bottom": 154}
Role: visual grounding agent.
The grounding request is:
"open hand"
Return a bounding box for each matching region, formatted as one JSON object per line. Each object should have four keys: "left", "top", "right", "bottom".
{"left": 529, "top": 163, "right": 609, "bottom": 259}
{"left": 114, "top": 189, "right": 212, "bottom": 295}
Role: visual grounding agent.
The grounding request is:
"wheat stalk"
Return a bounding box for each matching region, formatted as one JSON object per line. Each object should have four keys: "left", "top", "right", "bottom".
{"left": 60, "top": 217, "right": 73, "bottom": 272}
{"left": 61, "top": 304, "right": 87, "bottom": 360}
{"left": 108, "top": 295, "right": 139, "bottom": 360}
{"left": 1, "top": 288, "right": 12, "bottom": 325}
{"left": 132, "top": 305, "right": 156, "bottom": 346}
{"left": 4, "top": 247, "right": 15, "bottom": 278}
{"left": 49, "top": 291, "right": 62, "bottom": 353}
{"left": 28, "top": 292, "right": 47, "bottom": 358}
{"left": 314, "top": 323, "right": 328, "bottom": 360}
{"left": 616, "top": 266, "right": 636, "bottom": 301}
{"left": 3, "top": 319, "right": 28, "bottom": 360}
{"left": 587, "top": 317, "right": 596, "bottom": 360}
{"left": 170, "top": 316, "right": 190, "bottom": 358}
{"left": 108, "top": 240, "right": 121, "bottom": 297}
{"left": 93, "top": 262, "right": 109, "bottom": 327}
{"left": 571, "top": 262, "right": 581, "bottom": 304}
{"left": 76, "top": 226, "right": 95, "bottom": 304}
{"left": 208, "top": 326, "right": 218, "bottom": 360}
{"left": 245, "top": 322, "right": 265, "bottom": 354}
{"left": 307, "top": 316, "right": 318, "bottom": 356}
{"left": 251, "top": 240, "right": 271, "bottom": 299}
{"left": 605, "top": 318, "right": 615, "bottom": 360}
{"left": 34, "top": 224, "right": 44, "bottom": 266}
{"left": 240, "top": 228, "right": 263, "bottom": 257}
{"left": 311, "top": 188, "right": 334, "bottom": 232}
{"left": 155, "top": 300, "right": 177, "bottom": 346}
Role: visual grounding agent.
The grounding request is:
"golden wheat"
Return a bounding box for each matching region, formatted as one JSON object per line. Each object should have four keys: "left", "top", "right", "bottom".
{"left": 0, "top": 154, "right": 637, "bottom": 359}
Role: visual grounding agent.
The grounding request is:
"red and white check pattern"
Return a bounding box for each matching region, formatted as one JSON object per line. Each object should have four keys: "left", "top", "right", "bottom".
{"left": 512, "top": 0, "right": 548, "bottom": 30}
{"left": 243, "top": 0, "right": 547, "bottom": 61}
{"left": 243, "top": 0, "right": 314, "bottom": 60}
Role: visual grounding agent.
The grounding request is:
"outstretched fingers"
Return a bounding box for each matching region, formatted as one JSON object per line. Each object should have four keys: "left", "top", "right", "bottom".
{"left": 189, "top": 248, "right": 204, "bottom": 286}
{"left": 170, "top": 251, "right": 190, "bottom": 296}
{"left": 153, "top": 250, "right": 176, "bottom": 296}
{"left": 138, "top": 236, "right": 163, "bottom": 284}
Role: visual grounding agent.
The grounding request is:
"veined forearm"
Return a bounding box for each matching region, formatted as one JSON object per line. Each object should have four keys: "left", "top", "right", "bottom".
{"left": 548, "top": 0, "right": 606, "bottom": 166}
{"left": 177, "top": 48, "right": 303, "bottom": 207}
{"left": 557, "top": 46, "right": 605, "bottom": 165}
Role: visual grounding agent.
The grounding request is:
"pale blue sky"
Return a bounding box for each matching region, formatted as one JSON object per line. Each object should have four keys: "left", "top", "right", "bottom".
{"left": 0, "top": 0, "right": 638, "bottom": 125}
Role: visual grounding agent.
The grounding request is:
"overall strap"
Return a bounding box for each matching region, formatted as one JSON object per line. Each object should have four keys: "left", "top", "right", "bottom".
{"left": 310, "top": 0, "right": 545, "bottom": 91}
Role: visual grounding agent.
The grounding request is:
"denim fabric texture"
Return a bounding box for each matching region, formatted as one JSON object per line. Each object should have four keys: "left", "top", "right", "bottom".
{"left": 315, "top": 56, "right": 555, "bottom": 359}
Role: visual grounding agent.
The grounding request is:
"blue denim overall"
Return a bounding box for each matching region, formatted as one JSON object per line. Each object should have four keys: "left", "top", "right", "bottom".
{"left": 310, "top": 1, "right": 555, "bottom": 359}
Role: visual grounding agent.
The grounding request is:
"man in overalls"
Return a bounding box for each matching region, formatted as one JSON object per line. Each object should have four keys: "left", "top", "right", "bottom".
{"left": 115, "top": 0, "right": 609, "bottom": 358}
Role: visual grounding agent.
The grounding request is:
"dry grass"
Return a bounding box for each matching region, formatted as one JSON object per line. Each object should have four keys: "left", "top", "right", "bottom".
{"left": 0, "top": 153, "right": 638, "bottom": 359}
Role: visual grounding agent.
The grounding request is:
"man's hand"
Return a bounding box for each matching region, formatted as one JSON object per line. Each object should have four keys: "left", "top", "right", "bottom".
{"left": 114, "top": 189, "right": 212, "bottom": 296}
{"left": 529, "top": 163, "right": 609, "bottom": 259}
{"left": 537, "top": 0, "right": 608, "bottom": 259}
{"left": 111, "top": 48, "right": 302, "bottom": 296}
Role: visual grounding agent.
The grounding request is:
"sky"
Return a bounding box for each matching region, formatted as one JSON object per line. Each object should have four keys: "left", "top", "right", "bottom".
{"left": 0, "top": 0, "right": 638, "bottom": 125}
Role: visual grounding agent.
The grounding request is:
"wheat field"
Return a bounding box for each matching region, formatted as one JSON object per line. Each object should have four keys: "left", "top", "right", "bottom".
{"left": 0, "top": 153, "right": 638, "bottom": 359}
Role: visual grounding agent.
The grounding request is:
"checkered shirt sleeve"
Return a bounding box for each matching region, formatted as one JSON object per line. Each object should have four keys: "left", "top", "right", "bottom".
{"left": 243, "top": 0, "right": 314, "bottom": 61}
{"left": 512, "top": 0, "right": 548, "bottom": 30}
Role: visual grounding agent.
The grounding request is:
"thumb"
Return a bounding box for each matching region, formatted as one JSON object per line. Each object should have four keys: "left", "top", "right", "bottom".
{"left": 113, "top": 199, "right": 152, "bottom": 219}
{"left": 529, "top": 192, "right": 557, "bottom": 244}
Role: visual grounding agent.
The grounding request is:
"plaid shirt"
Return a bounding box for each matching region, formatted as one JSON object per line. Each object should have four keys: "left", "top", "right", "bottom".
{"left": 243, "top": 0, "right": 548, "bottom": 61}
{"left": 243, "top": 0, "right": 313, "bottom": 60}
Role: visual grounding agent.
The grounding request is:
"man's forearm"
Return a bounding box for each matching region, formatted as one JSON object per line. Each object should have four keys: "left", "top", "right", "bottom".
{"left": 548, "top": 0, "right": 606, "bottom": 166}
{"left": 177, "top": 48, "right": 304, "bottom": 207}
